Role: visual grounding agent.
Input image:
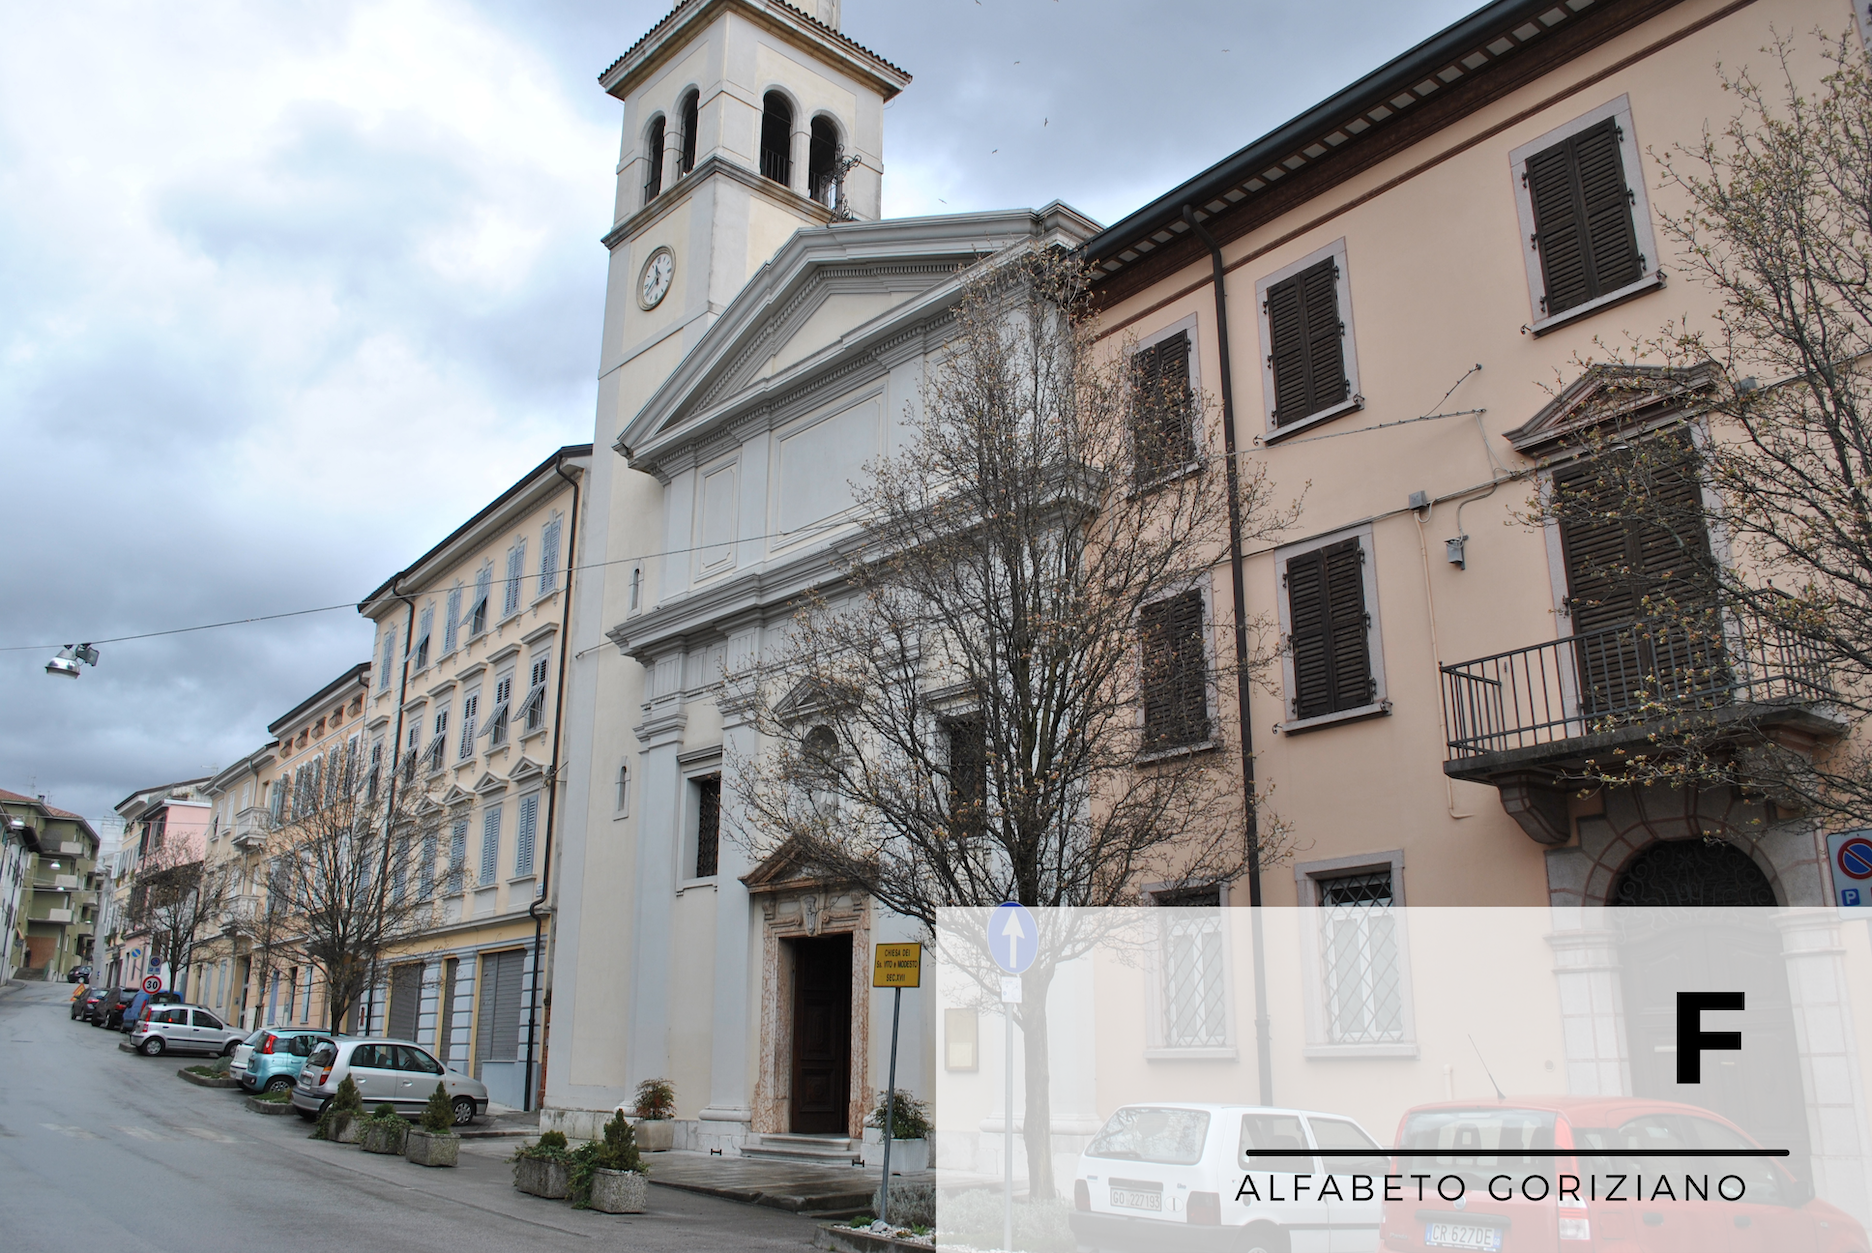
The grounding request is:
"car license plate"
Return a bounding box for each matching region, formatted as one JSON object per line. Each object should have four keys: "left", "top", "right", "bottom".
{"left": 1108, "top": 1186, "right": 1162, "bottom": 1212}
{"left": 1425, "top": 1222, "right": 1502, "bottom": 1250}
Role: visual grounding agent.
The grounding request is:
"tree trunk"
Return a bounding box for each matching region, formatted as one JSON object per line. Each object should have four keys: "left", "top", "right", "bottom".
{"left": 1019, "top": 964, "right": 1055, "bottom": 1202}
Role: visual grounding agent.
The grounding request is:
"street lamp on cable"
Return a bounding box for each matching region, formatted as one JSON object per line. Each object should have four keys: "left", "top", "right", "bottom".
{"left": 46, "top": 644, "right": 99, "bottom": 678}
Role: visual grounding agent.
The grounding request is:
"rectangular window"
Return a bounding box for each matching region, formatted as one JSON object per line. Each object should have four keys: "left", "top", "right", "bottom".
{"left": 538, "top": 516, "right": 562, "bottom": 596}
{"left": 391, "top": 836, "right": 409, "bottom": 903}
{"left": 366, "top": 740, "right": 382, "bottom": 803}
{"left": 479, "top": 805, "right": 502, "bottom": 886}
{"left": 1139, "top": 590, "right": 1210, "bottom": 751}
{"left": 1316, "top": 869, "right": 1402, "bottom": 1045}
{"left": 693, "top": 776, "right": 721, "bottom": 878}
{"left": 514, "top": 793, "right": 539, "bottom": 876}
{"left": 518, "top": 654, "right": 550, "bottom": 733}
{"left": 458, "top": 691, "right": 479, "bottom": 760}
{"left": 503, "top": 540, "right": 526, "bottom": 617}
{"left": 944, "top": 1008, "right": 978, "bottom": 1071}
{"left": 413, "top": 604, "right": 434, "bottom": 671}
{"left": 1525, "top": 117, "right": 1643, "bottom": 317}
{"left": 945, "top": 717, "right": 986, "bottom": 838}
{"left": 403, "top": 723, "right": 422, "bottom": 784}
{"left": 1282, "top": 534, "right": 1378, "bottom": 723}
{"left": 425, "top": 706, "right": 450, "bottom": 774}
{"left": 448, "top": 818, "right": 469, "bottom": 894}
{"left": 467, "top": 565, "right": 491, "bottom": 637}
{"left": 1158, "top": 890, "right": 1227, "bottom": 1050}
{"left": 1130, "top": 330, "right": 1195, "bottom": 484}
{"left": 270, "top": 780, "right": 285, "bottom": 824}
{"left": 378, "top": 627, "right": 397, "bottom": 690}
{"left": 443, "top": 585, "right": 462, "bottom": 657}
{"left": 484, "top": 673, "right": 513, "bottom": 748}
{"left": 1265, "top": 257, "right": 1347, "bottom": 428}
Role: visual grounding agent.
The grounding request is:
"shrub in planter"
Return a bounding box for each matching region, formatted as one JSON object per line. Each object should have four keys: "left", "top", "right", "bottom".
{"left": 361, "top": 1103, "right": 409, "bottom": 1155}
{"left": 867, "top": 1090, "right": 933, "bottom": 1143}
{"left": 630, "top": 1077, "right": 677, "bottom": 1151}
{"left": 513, "top": 1130, "right": 572, "bottom": 1199}
{"left": 314, "top": 1074, "right": 365, "bottom": 1143}
{"left": 405, "top": 1083, "right": 461, "bottom": 1168}
{"left": 573, "top": 1109, "right": 650, "bottom": 1213}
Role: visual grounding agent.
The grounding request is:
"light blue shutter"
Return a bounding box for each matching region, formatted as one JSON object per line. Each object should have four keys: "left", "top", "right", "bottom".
{"left": 514, "top": 793, "right": 539, "bottom": 876}
{"left": 379, "top": 627, "right": 396, "bottom": 689}
{"left": 538, "top": 517, "right": 562, "bottom": 595}
{"left": 443, "top": 586, "right": 461, "bottom": 655}
{"left": 449, "top": 819, "right": 468, "bottom": 893}
{"left": 470, "top": 565, "right": 491, "bottom": 634}
{"left": 479, "top": 805, "right": 502, "bottom": 885}
{"left": 504, "top": 541, "right": 526, "bottom": 616}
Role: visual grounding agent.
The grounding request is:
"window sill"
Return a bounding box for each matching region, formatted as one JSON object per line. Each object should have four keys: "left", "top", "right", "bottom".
{"left": 1126, "top": 458, "right": 1204, "bottom": 497}
{"left": 1278, "top": 700, "right": 1390, "bottom": 736}
{"left": 1528, "top": 271, "right": 1664, "bottom": 336}
{"left": 1262, "top": 395, "right": 1364, "bottom": 445}
{"left": 1302, "top": 1041, "right": 1419, "bottom": 1059}
{"left": 1143, "top": 1046, "right": 1238, "bottom": 1061}
{"left": 1135, "top": 738, "right": 1219, "bottom": 765}
{"left": 677, "top": 876, "right": 718, "bottom": 896}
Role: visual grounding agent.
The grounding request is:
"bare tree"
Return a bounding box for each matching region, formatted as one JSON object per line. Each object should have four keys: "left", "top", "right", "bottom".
{"left": 731, "top": 247, "right": 1297, "bottom": 1198}
{"left": 1537, "top": 34, "right": 1872, "bottom": 822}
{"left": 130, "top": 841, "right": 230, "bottom": 1002}
{"left": 223, "top": 854, "right": 302, "bottom": 1029}
{"left": 272, "top": 747, "right": 445, "bottom": 1034}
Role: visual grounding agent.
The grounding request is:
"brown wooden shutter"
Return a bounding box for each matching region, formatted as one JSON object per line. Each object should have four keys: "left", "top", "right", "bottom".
{"left": 1141, "top": 590, "right": 1210, "bottom": 749}
{"left": 1527, "top": 118, "right": 1643, "bottom": 316}
{"left": 1286, "top": 537, "right": 1372, "bottom": 720}
{"left": 1132, "top": 331, "right": 1194, "bottom": 482}
{"left": 1266, "top": 257, "right": 1347, "bottom": 427}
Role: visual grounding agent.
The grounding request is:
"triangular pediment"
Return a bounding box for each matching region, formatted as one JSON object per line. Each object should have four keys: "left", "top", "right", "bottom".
{"left": 1505, "top": 362, "right": 1717, "bottom": 458}
{"left": 507, "top": 756, "right": 547, "bottom": 786}
{"left": 439, "top": 785, "right": 476, "bottom": 809}
{"left": 472, "top": 772, "right": 508, "bottom": 797}
{"left": 741, "top": 836, "right": 852, "bottom": 894}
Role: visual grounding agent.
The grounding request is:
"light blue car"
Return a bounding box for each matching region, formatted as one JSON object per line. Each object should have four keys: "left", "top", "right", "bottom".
{"left": 231, "top": 1026, "right": 333, "bottom": 1093}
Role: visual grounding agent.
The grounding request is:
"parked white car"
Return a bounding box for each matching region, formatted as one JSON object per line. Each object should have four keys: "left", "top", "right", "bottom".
{"left": 290, "top": 1037, "right": 488, "bottom": 1126}
{"left": 129, "top": 1004, "right": 247, "bottom": 1058}
{"left": 1069, "top": 1102, "right": 1388, "bottom": 1253}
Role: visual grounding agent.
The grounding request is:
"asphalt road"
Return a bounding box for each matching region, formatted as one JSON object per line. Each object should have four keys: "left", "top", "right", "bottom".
{"left": 0, "top": 981, "right": 824, "bottom": 1252}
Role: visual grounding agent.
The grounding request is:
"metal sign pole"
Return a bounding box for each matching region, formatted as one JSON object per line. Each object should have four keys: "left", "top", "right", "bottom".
{"left": 880, "top": 984, "right": 901, "bottom": 1225}
{"left": 1004, "top": 995, "right": 1014, "bottom": 1253}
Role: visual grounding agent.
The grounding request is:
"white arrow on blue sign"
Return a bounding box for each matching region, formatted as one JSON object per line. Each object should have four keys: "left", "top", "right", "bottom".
{"left": 989, "top": 901, "right": 1037, "bottom": 974}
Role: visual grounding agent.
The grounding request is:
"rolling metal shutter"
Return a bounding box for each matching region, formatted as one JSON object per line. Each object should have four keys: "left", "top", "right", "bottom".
{"left": 473, "top": 949, "right": 525, "bottom": 1076}
{"left": 387, "top": 963, "right": 422, "bottom": 1041}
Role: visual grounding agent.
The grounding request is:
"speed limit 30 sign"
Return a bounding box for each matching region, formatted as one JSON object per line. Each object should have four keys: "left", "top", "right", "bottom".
{"left": 141, "top": 975, "right": 163, "bottom": 993}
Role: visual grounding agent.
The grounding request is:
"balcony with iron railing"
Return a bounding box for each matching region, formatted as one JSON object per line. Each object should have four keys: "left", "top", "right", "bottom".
{"left": 1439, "top": 604, "right": 1841, "bottom": 843}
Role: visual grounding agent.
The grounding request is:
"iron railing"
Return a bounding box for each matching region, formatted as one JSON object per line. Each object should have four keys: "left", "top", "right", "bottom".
{"left": 1441, "top": 608, "right": 1831, "bottom": 758}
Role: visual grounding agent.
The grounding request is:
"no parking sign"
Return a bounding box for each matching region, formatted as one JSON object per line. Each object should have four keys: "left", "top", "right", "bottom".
{"left": 1827, "top": 832, "right": 1872, "bottom": 917}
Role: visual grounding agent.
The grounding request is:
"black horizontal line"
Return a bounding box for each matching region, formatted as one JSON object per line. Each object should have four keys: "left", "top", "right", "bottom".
{"left": 1260, "top": 1149, "right": 1788, "bottom": 1158}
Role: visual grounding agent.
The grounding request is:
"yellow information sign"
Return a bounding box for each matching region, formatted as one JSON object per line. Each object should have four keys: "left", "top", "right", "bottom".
{"left": 873, "top": 942, "right": 922, "bottom": 988}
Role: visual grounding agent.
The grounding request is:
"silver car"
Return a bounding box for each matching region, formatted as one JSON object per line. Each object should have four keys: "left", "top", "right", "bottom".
{"left": 290, "top": 1037, "right": 487, "bottom": 1126}
{"left": 129, "top": 1004, "right": 247, "bottom": 1057}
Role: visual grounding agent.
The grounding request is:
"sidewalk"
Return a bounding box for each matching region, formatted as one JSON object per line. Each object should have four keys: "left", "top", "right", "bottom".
{"left": 460, "top": 1105, "right": 539, "bottom": 1140}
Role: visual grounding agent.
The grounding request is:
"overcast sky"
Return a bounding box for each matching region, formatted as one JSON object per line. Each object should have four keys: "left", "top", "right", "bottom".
{"left": 1, "top": 0, "right": 1480, "bottom": 833}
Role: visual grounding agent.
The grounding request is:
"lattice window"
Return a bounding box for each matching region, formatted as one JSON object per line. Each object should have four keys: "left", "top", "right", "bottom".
{"left": 1316, "top": 869, "right": 1402, "bottom": 1044}
{"left": 1161, "top": 904, "right": 1227, "bottom": 1049}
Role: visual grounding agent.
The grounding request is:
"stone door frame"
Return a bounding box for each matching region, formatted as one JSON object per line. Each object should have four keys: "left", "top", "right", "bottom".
{"left": 752, "top": 883, "right": 871, "bottom": 1138}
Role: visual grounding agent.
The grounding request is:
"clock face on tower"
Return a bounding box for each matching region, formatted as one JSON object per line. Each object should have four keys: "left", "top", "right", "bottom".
{"left": 639, "top": 247, "right": 674, "bottom": 309}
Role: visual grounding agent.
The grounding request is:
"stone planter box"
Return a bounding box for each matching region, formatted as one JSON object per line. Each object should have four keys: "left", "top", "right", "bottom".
{"left": 815, "top": 1224, "right": 934, "bottom": 1253}
{"left": 588, "top": 1168, "right": 649, "bottom": 1214}
{"left": 176, "top": 1068, "right": 241, "bottom": 1089}
{"left": 861, "top": 1137, "right": 929, "bottom": 1174}
{"left": 245, "top": 1095, "right": 294, "bottom": 1116}
{"left": 361, "top": 1119, "right": 409, "bottom": 1154}
{"left": 514, "top": 1156, "right": 570, "bottom": 1199}
{"left": 328, "top": 1114, "right": 364, "bottom": 1145}
{"left": 405, "top": 1128, "right": 460, "bottom": 1167}
{"left": 631, "top": 1118, "right": 675, "bottom": 1152}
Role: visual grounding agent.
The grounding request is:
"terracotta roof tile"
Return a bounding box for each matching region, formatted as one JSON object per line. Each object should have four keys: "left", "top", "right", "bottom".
{"left": 600, "top": 0, "right": 908, "bottom": 86}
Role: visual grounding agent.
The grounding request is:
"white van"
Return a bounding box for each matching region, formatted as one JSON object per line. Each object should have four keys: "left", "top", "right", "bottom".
{"left": 1069, "top": 1102, "right": 1388, "bottom": 1253}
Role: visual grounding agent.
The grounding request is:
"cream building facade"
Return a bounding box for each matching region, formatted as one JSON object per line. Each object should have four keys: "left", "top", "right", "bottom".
{"left": 1081, "top": 0, "right": 1861, "bottom": 915}
{"left": 356, "top": 444, "right": 589, "bottom": 1109}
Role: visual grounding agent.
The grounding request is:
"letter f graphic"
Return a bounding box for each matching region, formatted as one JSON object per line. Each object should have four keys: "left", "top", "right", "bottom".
{"left": 1676, "top": 991, "right": 1743, "bottom": 1083}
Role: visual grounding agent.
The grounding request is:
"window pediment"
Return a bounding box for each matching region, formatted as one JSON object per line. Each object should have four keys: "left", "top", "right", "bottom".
{"left": 1505, "top": 362, "right": 1716, "bottom": 459}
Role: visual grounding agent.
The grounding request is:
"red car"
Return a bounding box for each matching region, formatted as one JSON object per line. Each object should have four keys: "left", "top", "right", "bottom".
{"left": 1378, "top": 1095, "right": 1866, "bottom": 1253}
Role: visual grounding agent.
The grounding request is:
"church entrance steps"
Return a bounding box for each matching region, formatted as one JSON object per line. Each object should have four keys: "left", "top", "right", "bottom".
{"left": 741, "top": 1133, "right": 864, "bottom": 1165}
{"left": 648, "top": 1148, "right": 923, "bottom": 1215}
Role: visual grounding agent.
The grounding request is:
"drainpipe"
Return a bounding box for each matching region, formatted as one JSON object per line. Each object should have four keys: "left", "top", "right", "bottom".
{"left": 523, "top": 451, "right": 581, "bottom": 1113}
{"left": 364, "top": 577, "right": 417, "bottom": 1036}
{"left": 1182, "top": 204, "right": 1273, "bottom": 1106}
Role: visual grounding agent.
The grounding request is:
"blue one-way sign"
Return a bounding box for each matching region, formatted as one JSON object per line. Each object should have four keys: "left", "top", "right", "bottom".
{"left": 989, "top": 902, "right": 1037, "bottom": 974}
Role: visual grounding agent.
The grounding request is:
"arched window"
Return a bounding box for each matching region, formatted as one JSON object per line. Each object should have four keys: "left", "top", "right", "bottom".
{"left": 759, "top": 91, "right": 792, "bottom": 185}
{"left": 679, "top": 90, "right": 699, "bottom": 176}
{"left": 808, "top": 116, "right": 838, "bottom": 206}
{"left": 1610, "top": 839, "right": 1776, "bottom": 906}
{"left": 644, "top": 115, "right": 666, "bottom": 203}
{"left": 614, "top": 763, "right": 631, "bottom": 816}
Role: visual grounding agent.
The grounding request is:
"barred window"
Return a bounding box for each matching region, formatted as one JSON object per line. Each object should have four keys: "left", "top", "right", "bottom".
{"left": 1156, "top": 885, "right": 1226, "bottom": 1050}
{"left": 693, "top": 776, "right": 721, "bottom": 879}
{"left": 1316, "top": 869, "right": 1402, "bottom": 1045}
